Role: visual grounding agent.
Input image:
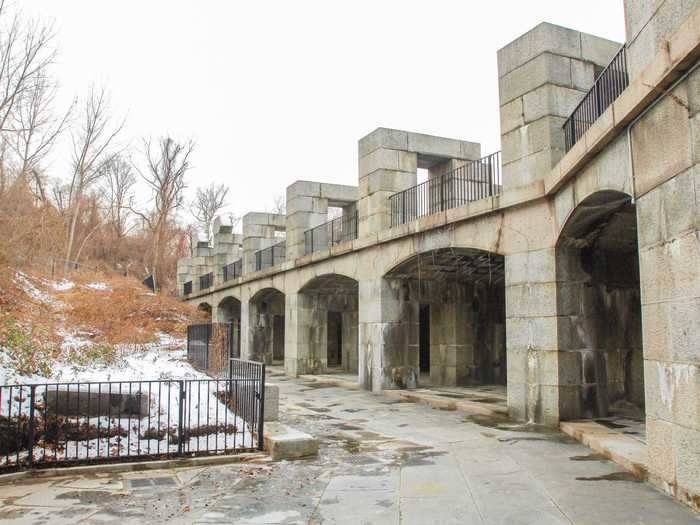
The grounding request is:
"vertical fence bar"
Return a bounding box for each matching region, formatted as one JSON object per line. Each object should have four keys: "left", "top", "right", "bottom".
{"left": 257, "top": 363, "right": 266, "bottom": 451}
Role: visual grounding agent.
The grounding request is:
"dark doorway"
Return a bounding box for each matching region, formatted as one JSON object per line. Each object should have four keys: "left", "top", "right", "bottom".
{"left": 272, "top": 315, "right": 285, "bottom": 362}
{"left": 327, "top": 311, "right": 343, "bottom": 367}
{"left": 419, "top": 304, "right": 430, "bottom": 373}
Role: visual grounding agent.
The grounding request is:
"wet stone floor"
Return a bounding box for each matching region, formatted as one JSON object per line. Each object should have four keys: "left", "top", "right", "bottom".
{"left": 0, "top": 376, "right": 698, "bottom": 524}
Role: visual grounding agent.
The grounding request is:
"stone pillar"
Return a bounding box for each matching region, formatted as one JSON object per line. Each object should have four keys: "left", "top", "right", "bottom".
{"left": 286, "top": 182, "right": 329, "bottom": 259}
{"left": 505, "top": 248, "right": 570, "bottom": 425}
{"left": 497, "top": 23, "right": 621, "bottom": 190}
{"left": 240, "top": 296, "right": 252, "bottom": 360}
{"left": 358, "top": 278, "right": 419, "bottom": 393}
{"left": 429, "top": 298, "right": 472, "bottom": 387}
{"left": 241, "top": 212, "right": 285, "bottom": 274}
{"left": 632, "top": 67, "right": 700, "bottom": 507}
{"left": 284, "top": 292, "right": 317, "bottom": 376}
{"left": 341, "top": 309, "right": 359, "bottom": 374}
{"left": 357, "top": 128, "right": 481, "bottom": 237}
{"left": 357, "top": 129, "right": 418, "bottom": 237}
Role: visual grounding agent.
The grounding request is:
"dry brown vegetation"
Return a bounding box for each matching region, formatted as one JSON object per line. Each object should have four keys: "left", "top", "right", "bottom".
{"left": 0, "top": 265, "right": 207, "bottom": 376}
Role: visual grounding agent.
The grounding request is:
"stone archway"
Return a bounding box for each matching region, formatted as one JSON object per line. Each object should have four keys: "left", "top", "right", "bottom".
{"left": 248, "top": 288, "right": 285, "bottom": 365}
{"left": 382, "top": 247, "right": 506, "bottom": 388}
{"left": 297, "top": 274, "right": 359, "bottom": 378}
{"left": 555, "top": 190, "right": 644, "bottom": 420}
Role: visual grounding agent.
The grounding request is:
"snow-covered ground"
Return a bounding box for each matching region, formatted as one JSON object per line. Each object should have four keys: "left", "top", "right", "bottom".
{"left": 1, "top": 274, "right": 258, "bottom": 466}
{"left": 0, "top": 339, "right": 258, "bottom": 465}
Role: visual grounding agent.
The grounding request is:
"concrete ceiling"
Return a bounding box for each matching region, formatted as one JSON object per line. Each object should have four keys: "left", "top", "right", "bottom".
{"left": 386, "top": 248, "right": 505, "bottom": 284}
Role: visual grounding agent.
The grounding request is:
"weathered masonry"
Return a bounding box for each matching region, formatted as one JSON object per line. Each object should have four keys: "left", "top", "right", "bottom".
{"left": 178, "top": 1, "right": 700, "bottom": 510}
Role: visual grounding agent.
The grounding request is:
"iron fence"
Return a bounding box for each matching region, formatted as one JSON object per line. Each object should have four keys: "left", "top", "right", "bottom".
{"left": 254, "top": 241, "right": 286, "bottom": 271}
{"left": 389, "top": 151, "right": 502, "bottom": 227}
{"left": 304, "top": 211, "right": 359, "bottom": 255}
{"left": 0, "top": 364, "right": 265, "bottom": 472}
{"left": 223, "top": 259, "right": 242, "bottom": 281}
{"left": 563, "top": 45, "right": 628, "bottom": 151}
{"left": 183, "top": 281, "right": 192, "bottom": 295}
{"left": 187, "top": 322, "right": 240, "bottom": 376}
{"left": 199, "top": 272, "right": 214, "bottom": 290}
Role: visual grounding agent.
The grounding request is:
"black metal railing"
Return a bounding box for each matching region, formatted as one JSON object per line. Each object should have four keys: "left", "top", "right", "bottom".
{"left": 563, "top": 45, "right": 628, "bottom": 151}
{"left": 304, "top": 211, "right": 359, "bottom": 255}
{"left": 199, "top": 272, "right": 214, "bottom": 290}
{"left": 183, "top": 281, "right": 192, "bottom": 295}
{"left": 223, "top": 259, "right": 242, "bottom": 282}
{"left": 0, "top": 363, "right": 265, "bottom": 471}
{"left": 254, "top": 241, "right": 285, "bottom": 271}
{"left": 187, "top": 322, "right": 241, "bottom": 375}
{"left": 389, "top": 151, "right": 502, "bottom": 227}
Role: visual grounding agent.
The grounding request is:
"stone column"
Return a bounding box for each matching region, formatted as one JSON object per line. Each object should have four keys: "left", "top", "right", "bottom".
{"left": 286, "top": 182, "right": 329, "bottom": 259}
{"left": 633, "top": 68, "right": 700, "bottom": 505}
{"left": 358, "top": 278, "right": 418, "bottom": 393}
{"left": 497, "top": 22, "right": 621, "bottom": 190}
{"left": 505, "top": 248, "right": 573, "bottom": 425}
{"left": 284, "top": 292, "right": 318, "bottom": 377}
{"left": 357, "top": 129, "right": 418, "bottom": 237}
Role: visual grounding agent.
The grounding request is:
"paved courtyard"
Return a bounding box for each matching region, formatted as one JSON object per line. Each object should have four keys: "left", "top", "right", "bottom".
{"left": 0, "top": 375, "right": 698, "bottom": 524}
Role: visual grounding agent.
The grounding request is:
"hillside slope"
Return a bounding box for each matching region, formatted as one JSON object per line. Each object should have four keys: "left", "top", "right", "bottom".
{"left": 0, "top": 267, "right": 205, "bottom": 384}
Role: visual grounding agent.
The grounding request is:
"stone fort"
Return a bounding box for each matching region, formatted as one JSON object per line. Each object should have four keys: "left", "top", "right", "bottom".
{"left": 178, "top": 0, "right": 700, "bottom": 509}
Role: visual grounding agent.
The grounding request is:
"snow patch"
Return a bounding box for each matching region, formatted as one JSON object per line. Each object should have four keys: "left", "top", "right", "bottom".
{"left": 85, "top": 281, "right": 109, "bottom": 291}
{"left": 51, "top": 279, "right": 75, "bottom": 291}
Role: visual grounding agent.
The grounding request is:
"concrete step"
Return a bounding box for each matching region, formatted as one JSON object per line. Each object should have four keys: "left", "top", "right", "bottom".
{"left": 560, "top": 420, "right": 648, "bottom": 480}
{"left": 263, "top": 422, "right": 319, "bottom": 461}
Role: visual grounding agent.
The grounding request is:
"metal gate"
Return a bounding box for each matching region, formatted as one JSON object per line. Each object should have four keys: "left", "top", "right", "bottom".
{"left": 0, "top": 359, "right": 265, "bottom": 472}
{"left": 187, "top": 322, "right": 240, "bottom": 376}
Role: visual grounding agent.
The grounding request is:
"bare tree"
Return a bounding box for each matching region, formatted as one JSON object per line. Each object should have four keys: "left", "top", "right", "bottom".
{"left": 11, "top": 73, "right": 73, "bottom": 202}
{"left": 64, "top": 86, "right": 124, "bottom": 269}
{"left": 103, "top": 154, "right": 135, "bottom": 239}
{"left": 0, "top": 2, "right": 56, "bottom": 135}
{"left": 270, "top": 193, "right": 286, "bottom": 215}
{"left": 135, "top": 137, "right": 194, "bottom": 291}
{"left": 190, "top": 182, "right": 229, "bottom": 240}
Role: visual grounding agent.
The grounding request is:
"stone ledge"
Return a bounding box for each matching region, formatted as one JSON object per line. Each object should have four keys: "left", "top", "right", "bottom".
{"left": 263, "top": 422, "right": 319, "bottom": 461}
{"left": 560, "top": 420, "right": 648, "bottom": 479}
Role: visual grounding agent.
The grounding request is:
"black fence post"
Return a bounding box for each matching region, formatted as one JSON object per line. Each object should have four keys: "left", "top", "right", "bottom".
{"left": 27, "top": 385, "right": 36, "bottom": 467}
{"left": 177, "top": 380, "right": 185, "bottom": 455}
{"left": 257, "top": 363, "right": 266, "bottom": 451}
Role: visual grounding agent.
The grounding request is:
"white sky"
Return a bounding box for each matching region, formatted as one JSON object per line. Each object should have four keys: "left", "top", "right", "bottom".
{"left": 23, "top": 0, "right": 625, "bottom": 223}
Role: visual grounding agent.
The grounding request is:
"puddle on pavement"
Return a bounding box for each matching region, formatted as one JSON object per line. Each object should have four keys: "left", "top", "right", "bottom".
{"left": 300, "top": 382, "right": 338, "bottom": 389}
{"left": 341, "top": 408, "right": 364, "bottom": 413}
{"left": 576, "top": 472, "right": 640, "bottom": 482}
{"left": 56, "top": 490, "right": 127, "bottom": 505}
{"left": 436, "top": 393, "right": 466, "bottom": 399}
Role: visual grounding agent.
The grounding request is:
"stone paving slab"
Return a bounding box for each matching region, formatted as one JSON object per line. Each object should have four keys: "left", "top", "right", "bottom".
{"left": 0, "top": 376, "right": 698, "bottom": 524}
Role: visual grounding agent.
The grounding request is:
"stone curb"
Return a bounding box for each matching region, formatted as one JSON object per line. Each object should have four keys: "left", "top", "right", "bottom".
{"left": 0, "top": 452, "right": 270, "bottom": 485}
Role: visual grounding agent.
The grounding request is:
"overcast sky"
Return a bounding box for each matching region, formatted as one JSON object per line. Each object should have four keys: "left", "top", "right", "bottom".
{"left": 23, "top": 0, "right": 625, "bottom": 224}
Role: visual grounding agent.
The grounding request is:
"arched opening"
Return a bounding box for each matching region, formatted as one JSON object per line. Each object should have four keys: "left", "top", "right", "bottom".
{"left": 249, "top": 288, "right": 285, "bottom": 365}
{"left": 298, "top": 274, "right": 359, "bottom": 379}
{"left": 556, "top": 190, "right": 644, "bottom": 421}
{"left": 217, "top": 296, "right": 242, "bottom": 358}
{"left": 384, "top": 248, "right": 506, "bottom": 389}
{"left": 197, "top": 302, "right": 212, "bottom": 322}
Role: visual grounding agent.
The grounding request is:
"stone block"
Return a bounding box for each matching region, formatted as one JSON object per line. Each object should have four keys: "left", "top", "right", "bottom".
{"left": 263, "top": 422, "right": 319, "bottom": 461}
{"left": 632, "top": 83, "right": 692, "bottom": 197}
{"left": 505, "top": 316, "right": 558, "bottom": 352}
{"left": 319, "top": 182, "right": 359, "bottom": 204}
{"left": 497, "top": 22, "right": 582, "bottom": 78}
{"left": 674, "top": 423, "right": 700, "bottom": 495}
{"left": 505, "top": 249, "right": 556, "bottom": 286}
{"left": 523, "top": 84, "right": 585, "bottom": 123}
{"left": 503, "top": 148, "right": 562, "bottom": 189}
{"left": 286, "top": 180, "right": 321, "bottom": 201}
{"left": 570, "top": 59, "right": 597, "bottom": 92}
{"left": 501, "top": 115, "right": 567, "bottom": 164}
{"left": 406, "top": 132, "right": 466, "bottom": 159}
{"left": 359, "top": 147, "right": 401, "bottom": 177}
{"left": 639, "top": 234, "right": 700, "bottom": 306}
{"left": 636, "top": 167, "right": 697, "bottom": 249}
{"left": 505, "top": 282, "right": 557, "bottom": 318}
{"left": 580, "top": 33, "right": 623, "bottom": 67}
{"left": 500, "top": 96, "right": 525, "bottom": 135}
{"left": 646, "top": 416, "right": 675, "bottom": 484}
{"left": 358, "top": 128, "right": 409, "bottom": 158}
{"left": 45, "top": 389, "right": 150, "bottom": 418}
{"left": 498, "top": 53, "right": 572, "bottom": 105}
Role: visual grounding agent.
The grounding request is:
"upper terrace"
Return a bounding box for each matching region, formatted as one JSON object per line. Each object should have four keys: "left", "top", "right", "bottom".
{"left": 179, "top": 15, "right": 699, "bottom": 299}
